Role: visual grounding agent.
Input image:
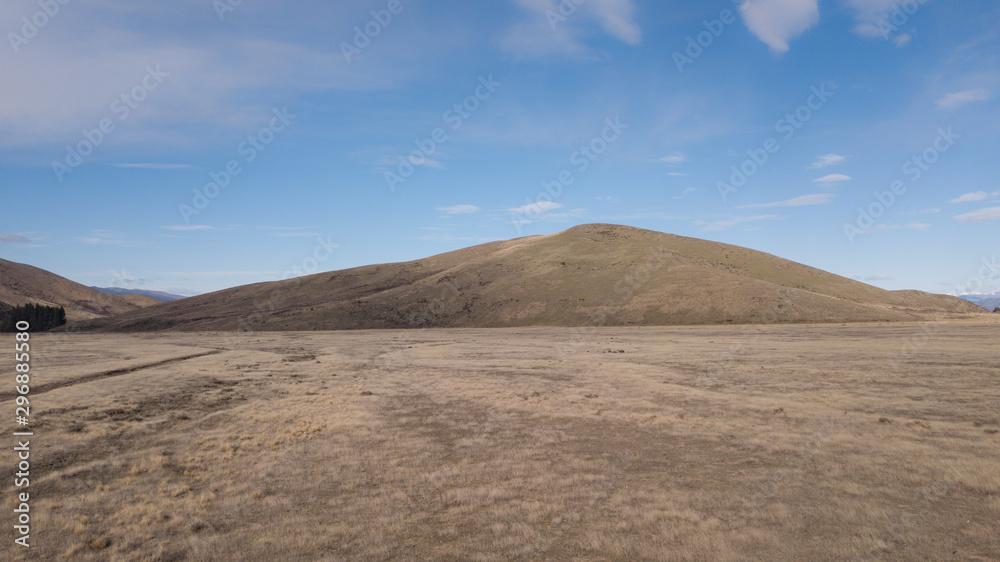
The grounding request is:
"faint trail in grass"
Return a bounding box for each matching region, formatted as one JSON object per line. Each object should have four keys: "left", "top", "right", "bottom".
{"left": 0, "top": 350, "right": 221, "bottom": 401}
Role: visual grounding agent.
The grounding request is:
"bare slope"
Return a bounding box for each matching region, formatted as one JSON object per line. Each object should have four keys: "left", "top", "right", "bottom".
{"left": 0, "top": 258, "right": 157, "bottom": 322}
{"left": 72, "top": 224, "right": 984, "bottom": 331}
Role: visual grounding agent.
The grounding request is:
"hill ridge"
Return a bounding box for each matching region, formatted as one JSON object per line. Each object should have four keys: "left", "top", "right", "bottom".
{"left": 68, "top": 223, "right": 985, "bottom": 332}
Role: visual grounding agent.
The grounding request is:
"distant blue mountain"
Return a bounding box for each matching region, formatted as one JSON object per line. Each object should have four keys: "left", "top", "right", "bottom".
{"left": 959, "top": 293, "right": 1000, "bottom": 311}
{"left": 90, "top": 287, "right": 188, "bottom": 302}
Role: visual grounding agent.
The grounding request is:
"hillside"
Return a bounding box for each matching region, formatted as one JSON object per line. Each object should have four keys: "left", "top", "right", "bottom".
{"left": 0, "top": 258, "right": 159, "bottom": 322}
{"left": 68, "top": 224, "right": 985, "bottom": 332}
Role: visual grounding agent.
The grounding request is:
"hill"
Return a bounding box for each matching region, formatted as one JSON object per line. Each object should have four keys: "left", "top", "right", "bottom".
{"left": 69, "top": 224, "right": 985, "bottom": 332}
{"left": 91, "top": 287, "right": 188, "bottom": 302}
{"left": 0, "top": 258, "right": 159, "bottom": 322}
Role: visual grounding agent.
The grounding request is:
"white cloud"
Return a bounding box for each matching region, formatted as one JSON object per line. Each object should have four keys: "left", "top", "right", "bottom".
{"left": 845, "top": 0, "right": 928, "bottom": 41}
{"left": 0, "top": 3, "right": 431, "bottom": 148}
{"left": 737, "top": 193, "right": 835, "bottom": 208}
{"left": 501, "top": 0, "right": 640, "bottom": 58}
{"left": 813, "top": 173, "right": 851, "bottom": 183}
{"left": 673, "top": 187, "right": 699, "bottom": 200}
{"left": 851, "top": 274, "right": 892, "bottom": 282}
{"left": 808, "top": 154, "right": 846, "bottom": 169}
{"left": 665, "top": 172, "right": 689, "bottom": 177}
{"left": 509, "top": 201, "right": 564, "bottom": 215}
{"left": 589, "top": 0, "right": 642, "bottom": 45}
{"left": 898, "top": 208, "right": 939, "bottom": 215}
{"left": 699, "top": 215, "right": 780, "bottom": 232}
{"left": 738, "top": 0, "right": 819, "bottom": 53}
{"left": 408, "top": 156, "right": 444, "bottom": 168}
{"left": 115, "top": 163, "right": 195, "bottom": 169}
{"left": 270, "top": 232, "right": 324, "bottom": 238}
{"left": 160, "top": 225, "right": 217, "bottom": 231}
{"left": 0, "top": 233, "right": 30, "bottom": 243}
{"left": 857, "top": 222, "right": 930, "bottom": 235}
{"left": 936, "top": 89, "right": 992, "bottom": 110}
{"left": 955, "top": 207, "right": 1000, "bottom": 223}
{"left": 437, "top": 205, "right": 480, "bottom": 215}
{"left": 77, "top": 230, "right": 145, "bottom": 247}
{"left": 949, "top": 191, "right": 999, "bottom": 204}
{"left": 657, "top": 152, "right": 688, "bottom": 165}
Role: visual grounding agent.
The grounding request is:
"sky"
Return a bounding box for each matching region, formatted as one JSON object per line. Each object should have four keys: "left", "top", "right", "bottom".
{"left": 1, "top": 0, "right": 998, "bottom": 297}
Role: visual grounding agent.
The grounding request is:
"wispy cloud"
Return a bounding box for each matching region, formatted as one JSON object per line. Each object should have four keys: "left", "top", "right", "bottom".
{"left": 673, "top": 187, "right": 699, "bottom": 200}
{"left": 437, "top": 204, "right": 480, "bottom": 215}
{"left": 813, "top": 173, "right": 851, "bottom": 184}
{"left": 737, "top": 193, "right": 835, "bottom": 208}
{"left": 698, "top": 214, "right": 780, "bottom": 232}
{"left": 270, "top": 231, "right": 324, "bottom": 238}
{"left": 500, "top": 0, "right": 641, "bottom": 58}
{"left": 160, "top": 225, "right": 218, "bottom": 231}
{"left": 738, "top": 0, "right": 819, "bottom": 53}
{"left": 0, "top": 233, "right": 29, "bottom": 243}
{"left": 77, "top": 230, "right": 145, "bottom": 247}
{"left": 808, "top": 154, "right": 846, "bottom": 169}
{"left": 955, "top": 207, "right": 1000, "bottom": 223}
{"left": 852, "top": 274, "right": 893, "bottom": 282}
{"left": 898, "top": 208, "right": 940, "bottom": 216}
{"left": 396, "top": 156, "right": 444, "bottom": 169}
{"left": 893, "top": 33, "right": 912, "bottom": 47}
{"left": 859, "top": 223, "right": 933, "bottom": 235}
{"left": 115, "top": 163, "right": 195, "bottom": 170}
{"left": 509, "top": 201, "right": 564, "bottom": 215}
{"left": 846, "top": 0, "right": 917, "bottom": 39}
{"left": 936, "top": 89, "right": 992, "bottom": 110}
{"left": 949, "top": 191, "right": 999, "bottom": 203}
{"left": 657, "top": 151, "right": 687, "bottom": 165}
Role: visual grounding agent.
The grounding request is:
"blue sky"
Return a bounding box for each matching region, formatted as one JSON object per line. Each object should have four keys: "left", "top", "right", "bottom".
{"left": 1, "top": 0, "right": 998, "bottom": 296}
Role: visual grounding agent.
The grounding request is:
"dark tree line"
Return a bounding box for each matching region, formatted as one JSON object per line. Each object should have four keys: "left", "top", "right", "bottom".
{"left": 0, "top": 303, "right": 66, "bottom": 332}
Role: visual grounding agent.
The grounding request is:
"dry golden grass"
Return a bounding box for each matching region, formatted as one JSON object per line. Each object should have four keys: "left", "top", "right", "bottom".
{"left": 1, "top": 321, "right": 998, "bottom": 560}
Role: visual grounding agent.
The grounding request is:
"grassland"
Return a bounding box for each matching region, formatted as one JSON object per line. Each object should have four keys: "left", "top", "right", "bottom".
{"left": 3, "top": 320, "right": 999, "bottom": 560}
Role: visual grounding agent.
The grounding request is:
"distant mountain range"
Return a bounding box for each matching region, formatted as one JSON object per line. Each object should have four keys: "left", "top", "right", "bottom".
{"left": 960, "top": 293, "right": 1000, "bottom": 311}
{"left": 0, "top": 258, "right": 161, "bottom": 322}
{"left": 68, "top": 224, "right": 987, "bottom": 332}
{"left": 90, "top": 287, "right": 188, "bottom": 302}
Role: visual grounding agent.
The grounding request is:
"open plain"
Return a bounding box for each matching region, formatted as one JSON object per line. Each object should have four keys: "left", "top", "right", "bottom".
{"left": 3, "top": 321, "right": 999, "bottom": 561}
